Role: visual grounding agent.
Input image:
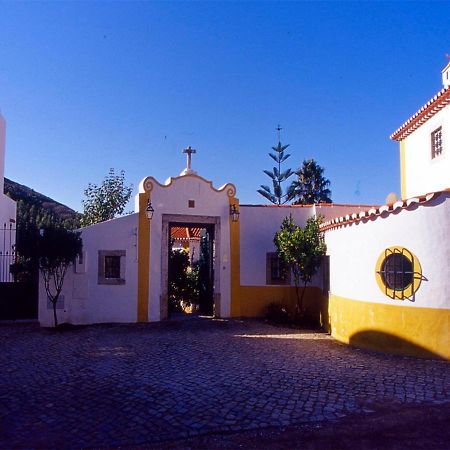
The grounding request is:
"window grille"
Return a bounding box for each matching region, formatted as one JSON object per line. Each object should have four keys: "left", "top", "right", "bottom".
{"left": 431, "top": 127, "right": 443, "bottom": 158}
{"left": 98, "top": 250, "right": 126, "bottom": 285}
{"left": 104, "top": 256, "right": 121, "bottom": 279}
{"left": 266, "top": 253, "right": 290, "bottom": 285}
{"left": 377, "top": 247, "right": 421, "bottom": 300}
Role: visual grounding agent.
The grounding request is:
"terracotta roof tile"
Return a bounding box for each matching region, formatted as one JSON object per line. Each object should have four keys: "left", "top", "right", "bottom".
{"left": 390, "top": 86, "right": 450, "bottom": 141}
{"left": 320, "top": 189, "right": 449, "bottom": 232}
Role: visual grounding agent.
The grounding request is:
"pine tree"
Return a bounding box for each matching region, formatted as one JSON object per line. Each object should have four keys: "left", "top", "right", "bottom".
{"left": 291, "top": 159, "right": 332, "bottom": 205}
{"left": 257, "top": 126, "right": 294, "bottom": 205}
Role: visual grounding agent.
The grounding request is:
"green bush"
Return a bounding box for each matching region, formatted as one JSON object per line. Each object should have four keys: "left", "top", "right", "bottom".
{"left": 266, "top": 302, "right": 291, "bottom": 324}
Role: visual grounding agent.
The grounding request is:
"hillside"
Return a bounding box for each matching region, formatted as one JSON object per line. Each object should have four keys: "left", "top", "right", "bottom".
{"left": 4, "top": 178, "right": 81, "bottom": 229}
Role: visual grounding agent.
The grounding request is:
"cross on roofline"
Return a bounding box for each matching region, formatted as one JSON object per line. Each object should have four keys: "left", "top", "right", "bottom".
{"left": 182, "top": 145, "right": 196, "bottom": 171}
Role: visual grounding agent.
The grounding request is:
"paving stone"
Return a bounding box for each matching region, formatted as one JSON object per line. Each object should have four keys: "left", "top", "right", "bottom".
{"left": 0, "top": 319, "right": 449, "bottom": 448}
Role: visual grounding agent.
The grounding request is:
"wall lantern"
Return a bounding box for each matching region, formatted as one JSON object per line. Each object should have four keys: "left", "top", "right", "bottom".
{"left": 145, "top": 200, "right": 154, "bottom": 220}
{"left": 230, "top": 204, "right": 240, "bottom": 222}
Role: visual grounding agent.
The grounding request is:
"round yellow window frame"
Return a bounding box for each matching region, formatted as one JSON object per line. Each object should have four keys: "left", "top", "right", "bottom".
{"left": 375, "top": 246, "right": 422, "bottom": 300}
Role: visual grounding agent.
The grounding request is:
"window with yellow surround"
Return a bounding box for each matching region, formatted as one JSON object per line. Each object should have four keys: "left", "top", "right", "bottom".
{"left": 375, "top": 247, "right": 422, "bottom": 300}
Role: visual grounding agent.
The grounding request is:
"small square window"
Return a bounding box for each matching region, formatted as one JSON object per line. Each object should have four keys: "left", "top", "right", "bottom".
{"left": 105, "top": 256, "right": 121, "bottom": 279}
{"left": 98, "top": 250, "right": 126, "bottom": 285}
{"left": 431, "top": 127, "right": 443, "bottom": 159}
{"left": 266, "top": 253, "right": 290, "bottom": 285}
{"left": 188, "top": 200, "right": 195, "bottom": 208}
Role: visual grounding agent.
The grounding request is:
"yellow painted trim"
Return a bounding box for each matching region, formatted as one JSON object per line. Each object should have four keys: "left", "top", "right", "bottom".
{"left": 137, "top": 192, "right": 150, "bottom": 322}
{"left": 400, "top": 140, "right": 406, "bottom": 200}
{"left": 329, "top": 294, "right": 450, "bottom": 359}
{"left": 229, "top": 197, "right": 241, "bottom": 317}
{"left": 375, "top": 246, "right": 422, "bottom": 300}
{"left": 239, "top": 285, "right": 329, "bottom": 328}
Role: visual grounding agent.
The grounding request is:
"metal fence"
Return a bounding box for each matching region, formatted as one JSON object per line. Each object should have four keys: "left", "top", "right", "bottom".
{"left": 0, "top": 223, "right": 17, "bottom": 283}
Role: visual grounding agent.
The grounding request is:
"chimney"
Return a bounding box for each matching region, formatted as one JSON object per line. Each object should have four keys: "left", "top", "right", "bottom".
{"left": 442, "top": 61, "right": 450, "bottom": 88}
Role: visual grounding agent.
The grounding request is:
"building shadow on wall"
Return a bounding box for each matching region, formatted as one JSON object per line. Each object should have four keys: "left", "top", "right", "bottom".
{"left": 349, "top": 330, "right": 445, "bottom": 360}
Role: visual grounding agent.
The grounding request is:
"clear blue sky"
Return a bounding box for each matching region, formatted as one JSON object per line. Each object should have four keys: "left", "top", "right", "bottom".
{"left": 1, "top": 1, "right": 449, "bottom": 211}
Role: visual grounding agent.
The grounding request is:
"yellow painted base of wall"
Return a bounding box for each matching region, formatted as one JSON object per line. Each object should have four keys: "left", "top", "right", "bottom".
{"left": 329, "top": 294, "right": 450, "bottom": 359}
{"left": 238, "top": 286, "right": 329, "bottom": 329}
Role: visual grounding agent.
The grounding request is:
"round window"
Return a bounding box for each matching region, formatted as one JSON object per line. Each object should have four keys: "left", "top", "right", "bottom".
{"left": 380, "top": 253, "right": 413, "bottom": 291}
{"left": 376, "top": 247, "right": 422, "bottom": 299}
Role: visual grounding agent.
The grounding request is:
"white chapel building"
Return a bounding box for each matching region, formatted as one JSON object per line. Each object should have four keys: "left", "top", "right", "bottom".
{"left": 38, "top": 65, "right": 450, "bottom": 359}
{"left": 0, "top": 113, "right": 17, "bottom": 281}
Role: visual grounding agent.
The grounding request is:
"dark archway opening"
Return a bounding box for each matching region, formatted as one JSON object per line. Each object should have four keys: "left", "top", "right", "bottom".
{"left": 168, "top": 223, "right": 215, "bottom": 317}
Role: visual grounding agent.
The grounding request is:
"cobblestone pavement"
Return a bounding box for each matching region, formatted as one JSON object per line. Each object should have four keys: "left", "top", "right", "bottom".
{"left": 1, "top": 318, "right": 449, "bottom": 449}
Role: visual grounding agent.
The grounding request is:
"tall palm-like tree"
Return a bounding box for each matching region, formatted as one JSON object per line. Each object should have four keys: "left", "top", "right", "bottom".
{"left": 291, "top": 159, "right": 332, "bottom": 205}
{"left": 257, "top": 127, "right": 294, "bottom": 205}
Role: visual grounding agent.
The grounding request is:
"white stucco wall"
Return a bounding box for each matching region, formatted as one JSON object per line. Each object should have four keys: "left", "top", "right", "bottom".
{"left": 39, "top": 214, "right": 139, "bottom": 327}
{"left": 239, "top": 205, "right": 315, "bottom": 286}
{"left": 0, "top": 113, "right": 17, "bottom": 280}
{"left": 239, "top": 204, "right": 373, "bottom": 288}
{"left": 0, "top": 196, "right": 16, "bottom": 228}
{"left": 0, "top": 113, "right": 5, "bottom": 196}
{"left": 138, "top": 174, "right": 236, "bottom": 321}
{"left": 325, "top": 192, "right": 450, "bottom": 310}
{"left": 403, "top": 104, "right": 450, "bottom": 198}
{"left": 0, "top": 112, "right": 16, "bottom": 228}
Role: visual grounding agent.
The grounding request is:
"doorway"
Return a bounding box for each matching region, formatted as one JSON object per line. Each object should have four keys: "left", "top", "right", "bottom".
{"left": 168, "top": 223, "right": 214, "bottom": 317}
{"left": 161, "top": 215, "right": 221, "bottom": 320}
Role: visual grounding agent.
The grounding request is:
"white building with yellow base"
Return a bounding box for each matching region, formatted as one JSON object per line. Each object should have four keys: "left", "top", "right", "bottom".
{"left": 38, "top": 65, "right": 450, "bottom": 360}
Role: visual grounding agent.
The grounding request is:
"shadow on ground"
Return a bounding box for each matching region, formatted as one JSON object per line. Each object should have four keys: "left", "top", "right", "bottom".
{"left": 350, "top": 330, "right": 445, "bottom": 360}
{"left": 149, "top": 401, "right": 450, "bottom": 450}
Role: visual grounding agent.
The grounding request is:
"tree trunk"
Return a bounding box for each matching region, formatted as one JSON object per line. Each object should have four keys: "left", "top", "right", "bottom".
{"left": 299, "top": 280, "right": 308, "bottom": 317}
{"left": 52, "top": 300, "right": 58, "bottom": 328}
{"left": 294, "top": 282, "right": 301, "bottom": 318}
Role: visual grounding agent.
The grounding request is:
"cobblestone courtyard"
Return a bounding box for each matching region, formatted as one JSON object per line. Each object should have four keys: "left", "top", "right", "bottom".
{"left": 1, "top": 318, "right": 449, "bottom": 449}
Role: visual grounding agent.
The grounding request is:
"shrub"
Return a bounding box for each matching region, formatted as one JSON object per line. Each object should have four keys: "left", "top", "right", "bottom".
{"left": 266, "top": 302, "right": 291, "bottom": 324}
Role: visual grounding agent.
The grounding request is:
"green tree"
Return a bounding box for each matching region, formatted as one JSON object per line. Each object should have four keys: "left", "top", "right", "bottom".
{"left": 38, "top": 226, "right": 82, "bottom": 327}
{"left": 168, "top": 242, "right": 200, "bottom": 312}
{"left": 291, "top": 159, "right": 332, "bottom": 205}
{"left": 274, "top": 215, "right": 326, "bottom": 319}
{"left": 81, "top": 169, "right": 133, "bottom": 226}
{"left": 257, "top": 127, "right": 294, "bottom": 205}
{"left": 10, "top": 222, "right": 40, "bottom": 282}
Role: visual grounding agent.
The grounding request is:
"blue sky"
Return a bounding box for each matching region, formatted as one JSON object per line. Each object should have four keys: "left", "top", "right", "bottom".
{"left": 1, "top": 1, "right": 449, "bottom": 211}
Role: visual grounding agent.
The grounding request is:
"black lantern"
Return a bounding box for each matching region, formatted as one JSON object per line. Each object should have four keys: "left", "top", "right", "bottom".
{"left": 145, "top": 200, "right": 154, "bottom": 220}
{"left": 230, "top": 204, "right": 240, "bottom": 222}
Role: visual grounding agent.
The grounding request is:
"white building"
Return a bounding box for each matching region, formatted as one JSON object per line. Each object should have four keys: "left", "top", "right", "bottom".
{"left": 0, "top": 114, "right": 17, "bottom": 281}
{"left": 322, "top": 64, "right": 450, "bottom": 359}
{"left": 391, "top": 62, "right": 450, "bottom": 199}
{"left": 38, "top": 65, "right": 450, "bottom": 359}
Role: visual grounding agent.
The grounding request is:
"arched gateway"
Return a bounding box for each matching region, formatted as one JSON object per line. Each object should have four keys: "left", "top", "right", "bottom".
{"left": 136, "top": 171, "right": 240, "bottom": 321}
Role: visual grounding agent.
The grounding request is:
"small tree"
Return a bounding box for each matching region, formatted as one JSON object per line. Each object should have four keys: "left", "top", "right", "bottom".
{"left": 291, "top": 159, "right": 332, "bottom": 205}
{"left": 38, "top": 227, "right": 82, "bottom": 327}
{"left": 81, "top": 168, "right": 133, "bottom": 226}
{"left": 274, "top": 215, "right": 326, "bottom": 319}
{"left": 257, "top": 127, "right": 294, "bottom": 205}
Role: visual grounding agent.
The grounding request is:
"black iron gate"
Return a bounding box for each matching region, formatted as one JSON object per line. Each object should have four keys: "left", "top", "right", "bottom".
{"left": 0, "top": 223, "right": 38, "bottom": 320}
{"left": 0, "top": 222, "right": 16, "bottom": 283}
